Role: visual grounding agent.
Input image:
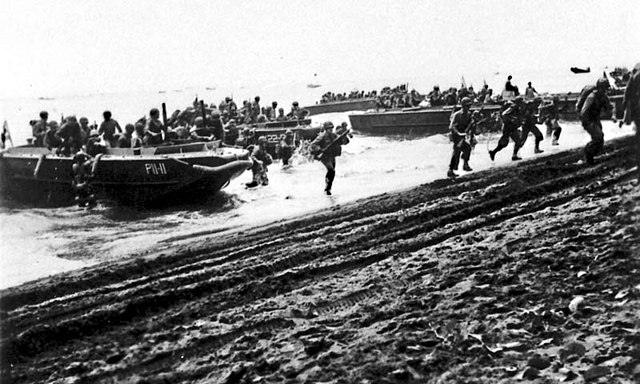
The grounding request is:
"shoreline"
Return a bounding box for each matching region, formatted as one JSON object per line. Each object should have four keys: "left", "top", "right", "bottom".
{"left": 0, "top": 122, "right": 633, "bottom": 290}
{"left": 1, "top": 134, "right": 639, "bottom": 383}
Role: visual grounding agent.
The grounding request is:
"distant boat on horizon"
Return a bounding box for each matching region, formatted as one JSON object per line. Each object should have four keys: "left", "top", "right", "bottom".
{"left": 307, "top": 83, "right": 322, "bottom": 89}
{"left": 570, "top": 66, "right": 590, "bottom": 74}
{"left": 38, "top": 97, "right": 55, "bottom": 101}
{"left": 205, "top": 87, "right": 216, "bottom": 91}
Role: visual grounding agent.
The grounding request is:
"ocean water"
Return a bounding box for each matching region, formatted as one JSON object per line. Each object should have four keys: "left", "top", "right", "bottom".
{"left": 0, "top": 77, "right": 635, "bottom": 289}
{"left": 0, "top": 63, "right": 617, "bottom": 143}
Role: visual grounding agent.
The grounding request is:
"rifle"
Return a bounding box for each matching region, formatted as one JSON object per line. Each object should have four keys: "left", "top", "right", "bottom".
{"left": 1, "top": 120, "right": 13, "bottom": 149}
{"left": 162, "top": 102, "right": 168, "bottom": 128}
{"left": 461, "top": 114, "right": 492, "bottom": 150}
{"left": 313, "top": 129, "right": 351, "bottom": 160}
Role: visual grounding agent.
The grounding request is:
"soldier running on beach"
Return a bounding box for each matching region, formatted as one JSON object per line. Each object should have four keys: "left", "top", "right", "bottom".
{"left": 311, "top": 121, "right": 350, "bottom": 195}
{"left": 447, "top": 97, "right": 474, "bottom": 178}
{"left": 489, "top": 96, "right": 524, "bottom": 161}
{"left": 580, "top": 77, "right": 613, "bottom": 165}
{"left": 519, "top": 98, "right": 544, "bottom": 154}
{"left": 620, "top": 63, "right": 640, "bottom": 181}
{"left": 539, "top": 96, "right": 562, "bottom": 145}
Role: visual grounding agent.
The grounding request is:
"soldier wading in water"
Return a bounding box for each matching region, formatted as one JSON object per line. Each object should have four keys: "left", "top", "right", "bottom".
{"left": 246, "top": 136, "right": 273, "bottom": 188}
{"left": 72, "top": 151, "right": 97, "bottom": 208}
{"left": 311, "top": 121, "right": 350, "bottom": 195}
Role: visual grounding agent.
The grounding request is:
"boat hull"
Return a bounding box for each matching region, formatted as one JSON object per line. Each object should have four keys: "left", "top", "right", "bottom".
{"left": 549, "top": 94, "right": 624, "bottom": 121}
{"left": 239, "top": 119, "right": 321, "bottom": 157}
{"left": 303, "top": 99, "right": 378, "bottom": 116}
{"left": 348, "top": 105, "right": 502, "bottom": 135}
{"left": 0, "top": 143, "right": 252, "bottom": 207}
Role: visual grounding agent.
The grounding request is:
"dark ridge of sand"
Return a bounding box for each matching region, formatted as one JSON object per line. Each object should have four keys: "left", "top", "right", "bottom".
{"left": 1, "top": 135, "right": 639, "bottom": 384}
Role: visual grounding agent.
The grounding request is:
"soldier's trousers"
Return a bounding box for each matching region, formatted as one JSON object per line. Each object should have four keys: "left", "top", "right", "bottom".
{"left": 450, "top": 135, "right": 471, "bottom": 170}
{"left": 493, "top": 126, "right": 521, "bottom": 155}
{"left": 252, "top": 161, "right": 269, "bottom": 185}
{"left": 544, "top": 119, "right": 562, "bottom": 141}
{"left": 582, "top": 119, "right": 604, "bottom": 161}
{"left": 321, "top": 157, "right": 336, "bottom": 191}
{"left": 520, "top": 122, "right": 543, "bottom": 148}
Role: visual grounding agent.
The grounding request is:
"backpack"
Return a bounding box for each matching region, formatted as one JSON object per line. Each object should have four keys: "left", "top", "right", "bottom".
{"left": 575, "top": 85, "right": 596, "bottom": 112}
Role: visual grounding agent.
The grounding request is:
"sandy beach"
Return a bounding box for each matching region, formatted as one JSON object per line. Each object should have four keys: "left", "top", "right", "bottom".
{"left": 2, "top": 1, "right": 639, "bottom": 382}
{"left": 1, "top": 133, "right": 638, "bottom": 383}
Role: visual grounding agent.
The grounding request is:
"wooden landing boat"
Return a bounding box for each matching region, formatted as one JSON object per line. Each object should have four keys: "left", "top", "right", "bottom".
{"left": 0, "top": 141, "right": 253, "bottom": 206}
{"left": 348, "top": 104, "right": 502, "bottom": 135}
{"left": 239, "top": 118, "right": 322, "bottom": 157}
{"left": 250, "top": 119, "right": 320, "bottom": 140}
{"left": 302, "top": 98, "right": 378, "bottom": 116}
{"left": 546, "top": 93, "right": 624, "bottom": 121}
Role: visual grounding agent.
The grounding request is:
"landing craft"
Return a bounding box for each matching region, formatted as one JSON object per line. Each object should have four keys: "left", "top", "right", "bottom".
{"left": 0, "top": 141, "right": 252, "bottom": 207}
{"left": 348, "top": 104, "right": 502, "bottom": 135}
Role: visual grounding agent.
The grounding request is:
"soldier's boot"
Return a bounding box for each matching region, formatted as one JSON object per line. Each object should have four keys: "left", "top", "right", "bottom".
{"left": 534, "top": 140, "right": 544, "bottom": 154}
{"left": 585, "top": 153, "right": 595, "bottom": 165}
{"left": 463, "top": 161, "right": 472, "bottom": 172}
{"left": 325, "top": 175, "right": 334, "bottom": 195}
{"left": 512, "top": 148, "right": 522, "bottom": 161}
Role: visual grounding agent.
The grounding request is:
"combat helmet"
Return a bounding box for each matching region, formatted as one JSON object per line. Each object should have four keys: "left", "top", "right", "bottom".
{"left": 596, "top": 77, "right": 610, "bottom": 90}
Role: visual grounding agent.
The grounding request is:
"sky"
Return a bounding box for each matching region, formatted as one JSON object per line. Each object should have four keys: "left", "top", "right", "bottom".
{"left": 1, "top": 0, "right": 638, "bottom": 98}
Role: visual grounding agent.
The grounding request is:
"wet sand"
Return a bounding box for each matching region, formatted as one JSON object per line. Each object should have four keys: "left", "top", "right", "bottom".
{"left": 1, "top": 134, "right": 639, "bottom": 383}
{"left": 1, "top": 121, "right": 634, "bottom": 289}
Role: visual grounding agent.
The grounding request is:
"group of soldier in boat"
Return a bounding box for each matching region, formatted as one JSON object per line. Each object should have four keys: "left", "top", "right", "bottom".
{"left": 315, "top": 76, "right": 549, "bottom": 111}
{"left": 21, "top": 63, "right": 640, "bottom": 201}
{"left": 28, "top": 95, "right": 313, "bottom": 157}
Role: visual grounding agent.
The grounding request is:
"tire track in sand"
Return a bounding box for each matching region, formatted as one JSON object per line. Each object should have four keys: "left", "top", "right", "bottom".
{"left": 1, "top": 136, "right": 637, "bottom": 383}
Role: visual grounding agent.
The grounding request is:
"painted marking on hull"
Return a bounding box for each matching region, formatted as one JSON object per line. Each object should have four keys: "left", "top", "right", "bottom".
{"left": 145, "top": 162, "right": 168, "bottom": 175}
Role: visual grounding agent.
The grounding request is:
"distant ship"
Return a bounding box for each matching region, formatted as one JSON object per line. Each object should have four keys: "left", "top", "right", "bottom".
{"left": 307, "top": 83, "right": 322, "bottom": 89}
{"left": 205, "top": 87, "right": 216, "bottom": 91}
